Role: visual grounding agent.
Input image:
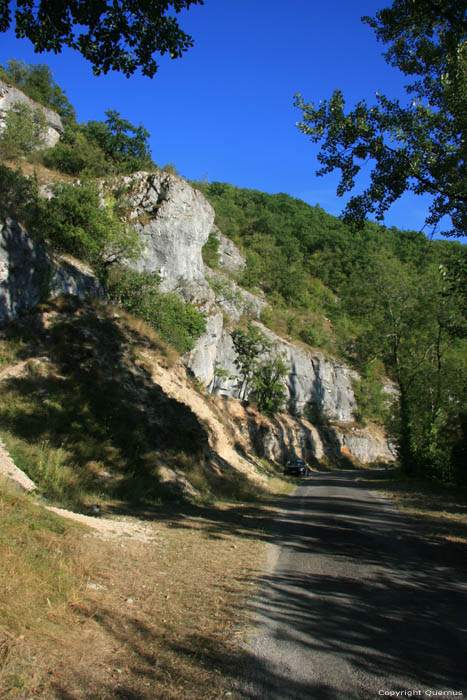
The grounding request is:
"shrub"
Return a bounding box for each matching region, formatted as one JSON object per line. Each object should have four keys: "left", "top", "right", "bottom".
{"left": 82, "top": 110, "right": 155, "bottom": 174}
{"left": 0, "top": 164, "right": 39, "bottom": 225}
{"left": 43, "top": 128, "right": 108, "bottom": 177}
{"left": 107, "top": 267, "right": 206, "bottom": 354}
{"left": 0, "top": 60, "right": 76, "bottom": 122}
{"left": 36, "top": 180, "right": 141, "bottom": 269}
{"left": 352, "top": 361, "right": 388, "bottom": 426}
{"left": 0, "top": 103, "right": 47, "bottom": 160}
{"left": 250, "top": 354, "right": 288, "bottom": 415}
{"left": 202, "top": 231, "right": 220, "bottom": 268}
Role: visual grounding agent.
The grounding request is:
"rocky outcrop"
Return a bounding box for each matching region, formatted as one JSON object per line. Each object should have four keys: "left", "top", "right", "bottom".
{"left": 115, "top": 171, "right": 215, "bottom": 292}
{"left": 0, "top": 79, "right": 63, "bottom": 147}
{"left": 218, "top": 397, "right": 395, "bottom": 466}
{"left": 0, "top": 133, "right": 394, "bottom": 464}
{"left": 215, "top": 227, "right": 246, "bottom": 273}
{"left": 186, "top": 320, "right": 358, "bottom": 423}
{"left": 0, "top": 217, "right": 104, "bottom": 322}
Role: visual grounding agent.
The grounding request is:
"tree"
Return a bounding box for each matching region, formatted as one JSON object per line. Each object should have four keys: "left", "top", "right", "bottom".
{"left": 0, "top": 0, "right": 203, "bottom": 77}
{"left": 231, "top": 322, "right": 271, "bottom": 400}
{"left": 250, "top": 354, "right": 288, "bottom": 416}
{"left": 106, "top": 267, "right": 206, "bottom": 354}
{"left": 294, "top": 0, "right": 467, "bottom": 237}
{"left": 231, "top": 322, "right": 288, "bottom": 415}
{"left": 83, "top": 110, "right": 155, "bottom": 173}
{"left": 1, "top": 60, "right": 76, "bottom": 121}
{"left": 36, "top": 180, "right": 141, "bottom": 270}
{"left": 0, "top": 102, "right": 46, "bottom": 159}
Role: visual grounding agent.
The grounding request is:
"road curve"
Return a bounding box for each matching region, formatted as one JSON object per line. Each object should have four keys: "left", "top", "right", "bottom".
{"left": 240, "top": 470, "right": 467, "bottom": 700}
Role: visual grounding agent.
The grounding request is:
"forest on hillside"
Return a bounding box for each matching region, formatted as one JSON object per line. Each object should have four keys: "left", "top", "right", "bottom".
{"left": 0, "top": 58, "right": 466, "bottom": 489}
{"left": 194, "top": 181, "right": 467, "bottom": 487}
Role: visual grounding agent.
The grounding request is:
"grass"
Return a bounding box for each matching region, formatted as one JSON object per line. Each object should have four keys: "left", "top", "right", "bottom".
{"left": 0, "top": 479, "right": 283, "bottom": 700}
{"left": 1, "top": 297, "right": 291, "bottom": 509}
{"left": 0, "top": 480, "right": 91, "bottom": 698}
{"left": 359, "top": 469, "right": 467, "bottom": 547}
{"left": 0, "top": 299, "right": 214, "bottom": 509}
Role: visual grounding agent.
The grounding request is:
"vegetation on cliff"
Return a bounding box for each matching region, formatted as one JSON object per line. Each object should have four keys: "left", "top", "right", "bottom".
{"left": 1, "top": 54, "right": 466, "bottom": 488}
{"left": 196, "top": 181, "right": 467, "bottom": 487}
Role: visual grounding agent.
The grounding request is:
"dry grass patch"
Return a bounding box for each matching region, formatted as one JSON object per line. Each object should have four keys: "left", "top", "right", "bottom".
{"left": 0, "top": 480, "right": 92, "bottom": 698}
{"left": 4, "top": 159, "right": 75, "bottom": 186}
{"left": 361, "top": 471, "right": 467, "bottom": 547}
{"left": 0, "top": 482, "right": 279, "bottom": 699}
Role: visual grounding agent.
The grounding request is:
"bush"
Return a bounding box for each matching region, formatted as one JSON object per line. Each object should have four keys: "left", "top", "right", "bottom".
{"left": 82, "top": 110, "right": 155, "bottom": 174}
{"left": 0, "top": 103, "right": 47, "bottom": 160}
{"left": 250, "top": 354, "right": 288, "bottom": 415}
{"left": 43, "top": 128, "right": 108, "bottom": 177}
{"left": 0, "top": 60, "right": 76, "bottom": 122}
{"left": 0, "top": 164, "right": 39, "bottom": 224}
{"left": 36, "top": 180, "right": 141, "bottom": 269}
{"left": 202, "top": 231, "right": 220, "bottom": 268}
{"left": 352, "top": 361, "right": 388, "bottom": 426}
{"left": 107, "top": 267, "right": 206, "bottom": 354}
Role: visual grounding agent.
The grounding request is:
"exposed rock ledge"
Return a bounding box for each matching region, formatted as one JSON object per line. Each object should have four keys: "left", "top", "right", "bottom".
{"left": 0, "top": 78, "right": 63, "bottom": 147}
{"left": 0, "top": 217, "right": 104, "bottom": 322}
{"left": 0, "top": 161, "right": 395, "bottom": 465}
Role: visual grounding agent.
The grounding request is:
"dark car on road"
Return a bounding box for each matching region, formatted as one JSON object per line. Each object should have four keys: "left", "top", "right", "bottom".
{"left": 283, "top": 458, "right": 311, "bottom": 477}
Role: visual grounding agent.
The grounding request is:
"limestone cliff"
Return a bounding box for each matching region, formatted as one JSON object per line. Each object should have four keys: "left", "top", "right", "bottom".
{"left": 0, "top": 79, "right": 63, "bottom": 147}
{"left": 0, "top": 149, "right": 395, "bottom": 465}
{"left": 0, "top": 217, "right": 104, "bottom": 322}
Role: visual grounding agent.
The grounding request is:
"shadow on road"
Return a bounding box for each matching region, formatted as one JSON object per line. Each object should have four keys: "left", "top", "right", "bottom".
{"left": 101, "top": 470, "right": 467, "bottom": 699}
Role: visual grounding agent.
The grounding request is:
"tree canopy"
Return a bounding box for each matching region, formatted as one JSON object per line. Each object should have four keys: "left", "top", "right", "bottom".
{"left": 0, "top": 0, "right": 203, "bottom": 77}
{"left": 0, "top": 60, "right": 76, "bottom": 120}
{"left": 294, "top": 0, "right": 467, "bottom": 237}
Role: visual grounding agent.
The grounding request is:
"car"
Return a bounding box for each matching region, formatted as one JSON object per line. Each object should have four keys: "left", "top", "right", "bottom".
{"left": 283, "top": 458, "right": 311, "bottom": 477}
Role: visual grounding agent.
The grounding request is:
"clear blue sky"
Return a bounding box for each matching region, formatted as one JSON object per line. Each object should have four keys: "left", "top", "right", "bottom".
{"left": 0, "top": 0, "right": 452, "bottom": 235}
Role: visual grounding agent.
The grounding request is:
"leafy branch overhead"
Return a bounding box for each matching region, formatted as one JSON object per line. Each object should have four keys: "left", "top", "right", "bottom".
{"left": 294, "top": 0, "right": 467, "bottom": 237}
{"left": 0, "top": 0, "right": 204, "bottom": 77}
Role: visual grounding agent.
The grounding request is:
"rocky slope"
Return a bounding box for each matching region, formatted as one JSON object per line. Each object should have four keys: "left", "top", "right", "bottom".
{"left": 0, "top": 158, "right": 395, "bottom": 472}
{"left": 0, "top": 78, "right": 63, "bottom": 147}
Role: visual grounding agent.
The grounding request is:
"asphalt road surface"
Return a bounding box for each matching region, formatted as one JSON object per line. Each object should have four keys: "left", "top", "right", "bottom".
{"left": 240, "top": 470, "right": 467, "bottom": 700}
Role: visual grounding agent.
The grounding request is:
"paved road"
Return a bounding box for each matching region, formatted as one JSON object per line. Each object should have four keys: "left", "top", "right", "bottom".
{"left": 240, "top": 470, "right": 467, "bottom": 700}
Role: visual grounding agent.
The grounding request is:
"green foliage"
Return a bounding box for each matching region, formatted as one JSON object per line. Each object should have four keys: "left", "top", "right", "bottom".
{"left": 250, "top": 354, "right": 288, "bottom": 416}
{"left": 43, "top": 126, "right": 109, "bottom": 176}
{"left": 295, "top": 1, "right": 467, "bottom": 237}
{"left": 0, "top": 163, "right": 39, "bottom": 224}
{"left": 0, "top": 60, "right": 76, "bottom": 121}
{"left": 231, "top": 322, "right": 271, "bottom": 400}
{"left": 0, "top": 2, "right": 203, "bottom": 78}
{"left": 43, "top": 110, "right": 156, "bottom": 177}
{"left": 36, "top": 180, "right": 141, "bottom": 269}
{"left": 197, "top": 179, "right": 467, "bottom": 485}
{"left": 161, "top": 163, "right": 180, "bottom": 175}
{"left": 0, "top": 102, "right": 47, "bottom": 159}
{"left": 202, "top": 231, "right": 220, "bottom": 268}
{"left": 231, "top": 321, "right": 288, "bottom": 415}
{"left": 82, "top": 110, "right": 155, "bottom": 173}
{"left": 106, "top": 267, "right": 206, "bottom": 354}
{"left": 352, "top": 361, "right": 388, "bottom": 426}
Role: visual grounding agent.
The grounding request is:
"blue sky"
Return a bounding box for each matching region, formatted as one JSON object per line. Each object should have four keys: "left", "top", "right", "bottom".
{"left": 0, "top": 1, "right": 451, "bottom": 235}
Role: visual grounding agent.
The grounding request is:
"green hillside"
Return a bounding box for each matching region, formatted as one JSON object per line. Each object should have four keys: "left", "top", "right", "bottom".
{"left": 194, "top": 181, "right": 467, "bottom": 486}
{"left": 0, "top": 59, "right": 466, "bottom": 488}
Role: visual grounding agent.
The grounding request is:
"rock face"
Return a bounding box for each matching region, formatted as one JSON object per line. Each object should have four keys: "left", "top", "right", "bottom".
{"left": 186, "top": 320, "right": 357, "bottom": 423}
{"left": 215, "top": 228, "right": 246, "bottom": 273}
{"left": 116, "top": 171, "right": 215, "bottom": 292}
{"left": 0, "top": 79, "right": 63, "bottom": 147}
{"left": 218, "top": 398, "right": 396, "bottom": 466}
{"left": 0, "top": 217, "right": 104, "bottom": 322}
{"left": 0, "top": 123, "right": 395, "bottom": 465}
